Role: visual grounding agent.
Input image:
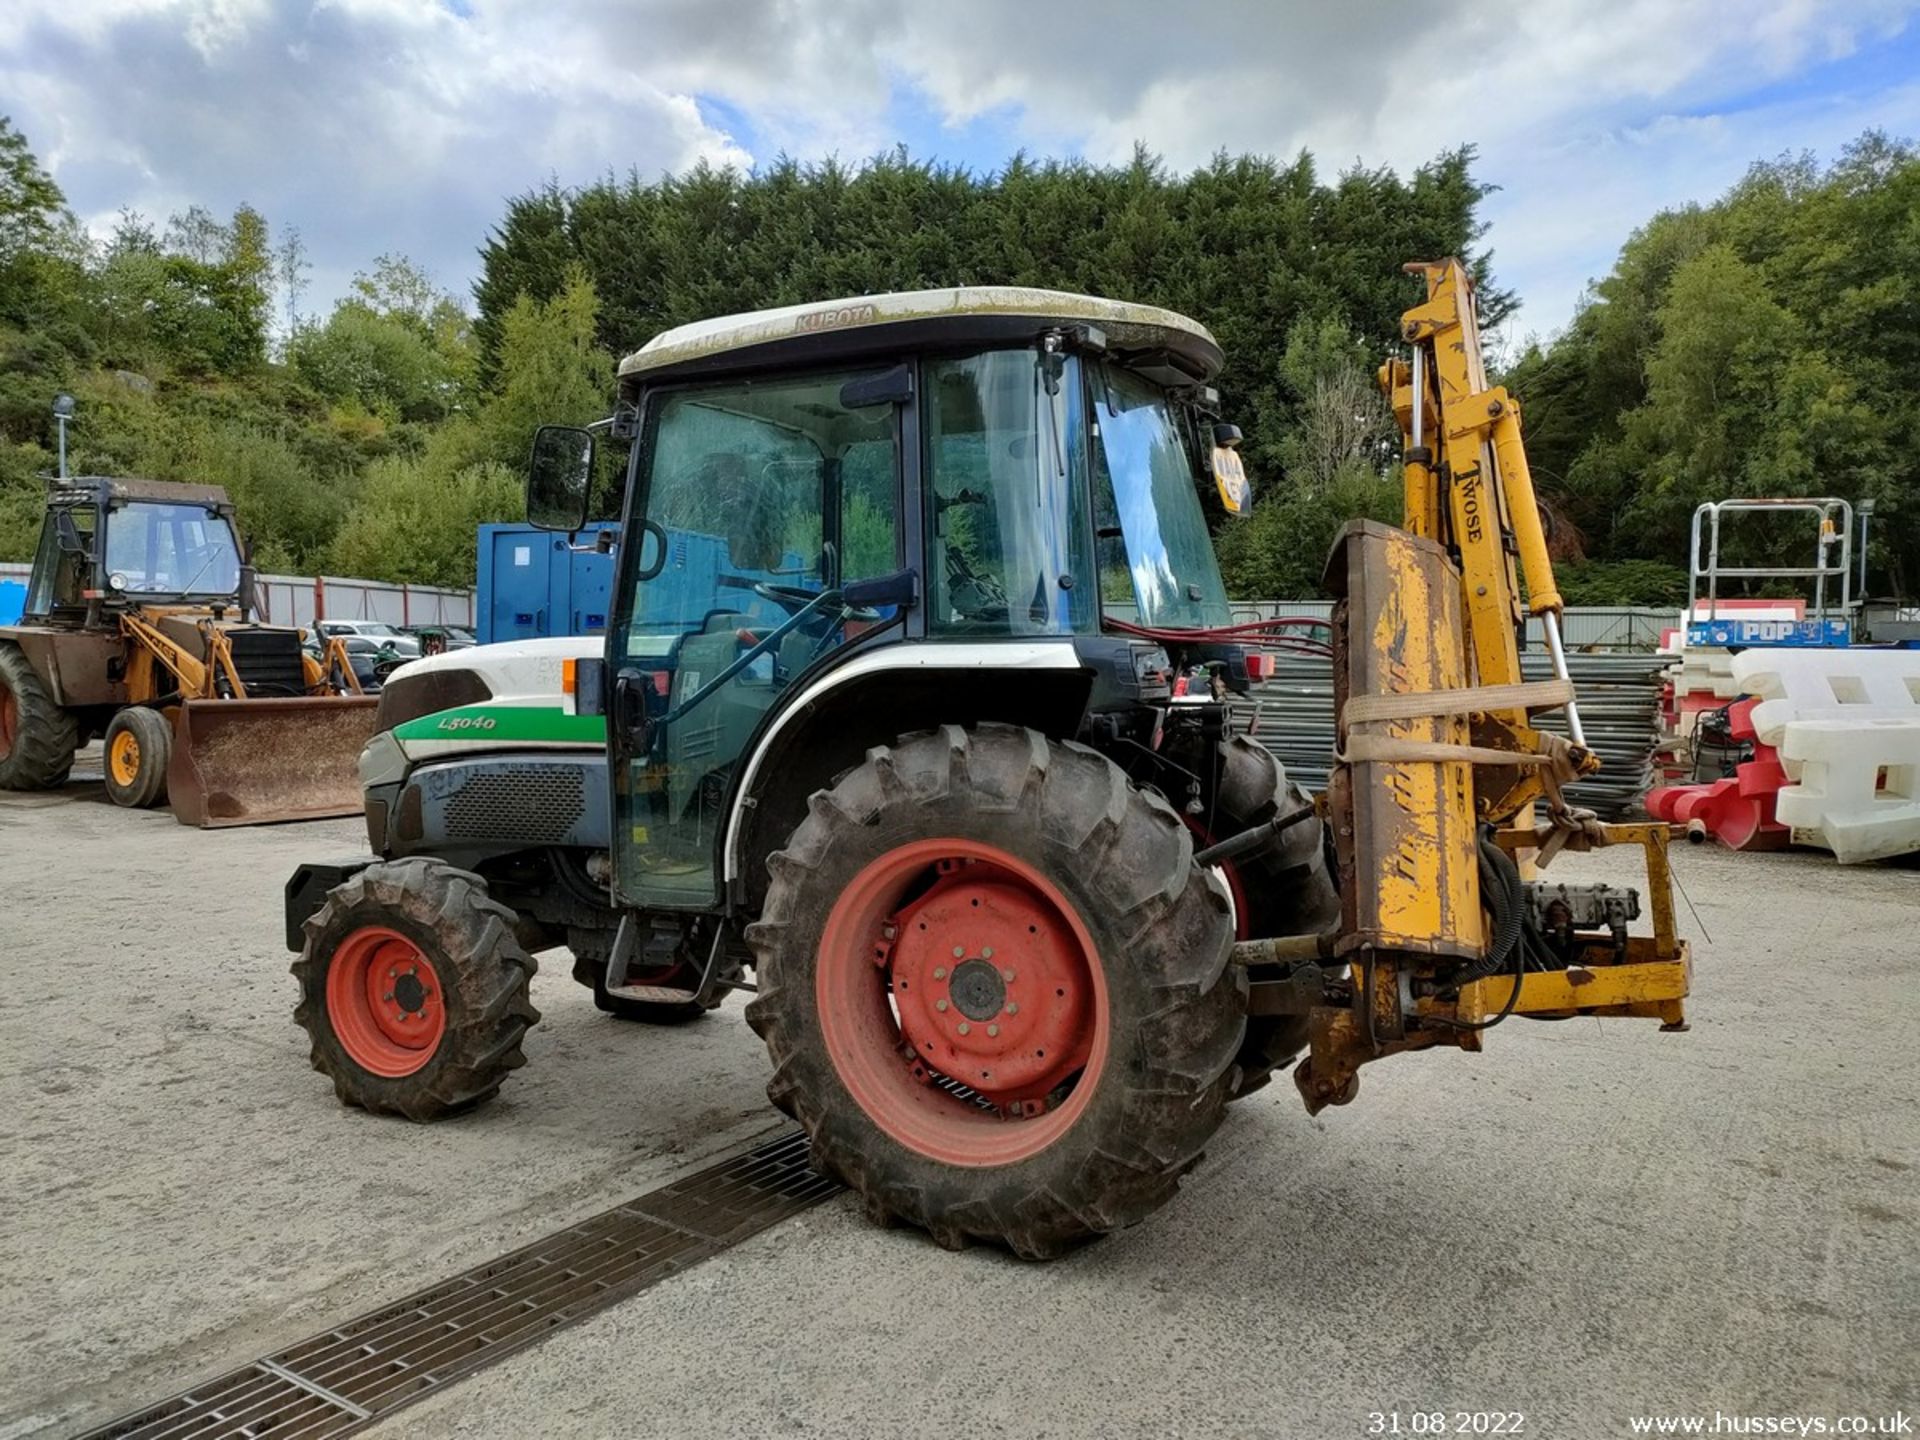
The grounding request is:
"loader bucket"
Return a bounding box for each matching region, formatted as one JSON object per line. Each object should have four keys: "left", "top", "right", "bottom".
{"left": 167, "top": 695, "right": 379, "bottom": 828}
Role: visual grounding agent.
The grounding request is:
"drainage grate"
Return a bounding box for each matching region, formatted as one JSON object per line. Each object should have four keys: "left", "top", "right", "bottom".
{"left": 80, "top": 1128, "right": 837, "bottom": 1440}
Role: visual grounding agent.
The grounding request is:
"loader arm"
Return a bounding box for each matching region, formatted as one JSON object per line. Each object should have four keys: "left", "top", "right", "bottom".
{"left": 120, "top": 611, "right": 216, "bottom": 701}
{"left": 1290, "top": 258, "right": 1690, "bottom": 1113}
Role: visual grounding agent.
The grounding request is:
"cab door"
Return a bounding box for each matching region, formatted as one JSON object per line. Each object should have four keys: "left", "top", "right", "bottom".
{"left": 605, "top": 366, "right": 905, "bottom": 911}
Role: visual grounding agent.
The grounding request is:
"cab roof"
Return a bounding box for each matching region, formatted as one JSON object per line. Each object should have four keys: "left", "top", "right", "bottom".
{"left": 50, "top": 476, "right": 233, "bottom": 510}
{"left": 617, "top": 286, "right": 1223, "bottom": 387}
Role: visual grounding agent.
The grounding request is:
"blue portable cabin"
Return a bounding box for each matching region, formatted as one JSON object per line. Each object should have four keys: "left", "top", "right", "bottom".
{"left": 476, "top": 522, "right": 620, "bottom": 644}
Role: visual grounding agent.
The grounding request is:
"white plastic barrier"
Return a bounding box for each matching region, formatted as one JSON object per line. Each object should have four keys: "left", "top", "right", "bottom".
{"left": 1672, "top": 647, "right": 1742, "bottom": 700}
{"left": 1731, "top": 649, "right": 1920, "bottom": 748}
{"left": 1774, "top": 719, "right": 1920, "bottom": 863}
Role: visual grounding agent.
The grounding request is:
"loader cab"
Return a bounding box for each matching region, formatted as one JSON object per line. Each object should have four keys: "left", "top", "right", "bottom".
{"left": 527, "top": 288, "right": 1243, "bottom": 914}
{"left": 23, "top": 478, "right": 244, "bottom": 623}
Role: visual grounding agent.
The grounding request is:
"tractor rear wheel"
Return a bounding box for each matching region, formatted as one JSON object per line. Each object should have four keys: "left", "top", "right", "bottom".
{"left": 1205, "top": 736, "right": 1341, "bottom": 1098}
{"left": 0, "top": 641, "right": 78, "bottom": 791}
{"left": 293, "top": 858, "right": 540, "bottom": 1121}
{"left": 103, "top": 707, "right": 172, "bottom": 809}
{"left": 746, "top": 724, "right": 1243, "bottom": 1259}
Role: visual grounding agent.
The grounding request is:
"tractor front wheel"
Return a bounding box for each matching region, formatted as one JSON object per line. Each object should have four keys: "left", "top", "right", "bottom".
{"left": 746, "top": 724, "right": 1243, "bottom": 1259}
{"left": 103, "top": 707, "right": 172, "bottom": 809}
{"left": 293, "top": 858, "right": 540, "bottom": 1120}
{"left": 0, "top": 641, "right": 78, "bottom": 791}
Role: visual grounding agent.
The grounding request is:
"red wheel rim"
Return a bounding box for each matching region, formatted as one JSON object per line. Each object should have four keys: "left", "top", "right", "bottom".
{"left": 1183, "top": 816, "right": 1251, "bottom": 941}
{"left": 325, "top": 926, "right": 447, "bottom": 1078}
{"left": 0, "top": 685, "right": 16, "bottom": 761}
{"left": 815, "top": 838, "right": 1108, "bottom": 1168}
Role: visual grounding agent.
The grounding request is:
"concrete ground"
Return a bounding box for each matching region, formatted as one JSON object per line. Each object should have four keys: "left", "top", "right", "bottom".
{"left": 1, "top": 762, "right": 1914, "bottom": 1439}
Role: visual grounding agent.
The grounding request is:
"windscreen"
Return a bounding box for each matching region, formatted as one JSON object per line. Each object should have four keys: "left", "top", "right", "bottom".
{"left": 105, "top": 501, "right": 242, "bottom": 598}
{"left": 1090, "top": 366, "right": 1234, "bottom": 630}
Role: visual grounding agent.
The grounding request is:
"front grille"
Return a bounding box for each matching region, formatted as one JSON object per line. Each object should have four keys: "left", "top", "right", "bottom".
{"left": 443, "top": 763, "right": 585, "bottom": 843}
{"left": 227, "top": 626, "right": 310, "bottom": 697}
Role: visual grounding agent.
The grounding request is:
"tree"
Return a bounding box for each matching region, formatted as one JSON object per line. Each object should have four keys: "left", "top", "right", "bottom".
{"left": 483, "top": 265, "right": 613, "bottom": 468}
{"left": 0, "top": 116, "right": 70, "bottom": 264}
{"left": 1274, "top": 315, "right": 1393, "bottom": 491}
{"left": 276, "top": 226, "right": 310, "bottom": 332}
{"left": 1510, "top": 132, "right": 1920, "bottom": 596}
{"left": 164, "top": 204, "right": 229, "bottom": 265}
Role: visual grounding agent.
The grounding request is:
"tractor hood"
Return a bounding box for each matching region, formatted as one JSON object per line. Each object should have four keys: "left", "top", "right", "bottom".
{"left": 365, "top": 636, "right": 606, "bottom": 776}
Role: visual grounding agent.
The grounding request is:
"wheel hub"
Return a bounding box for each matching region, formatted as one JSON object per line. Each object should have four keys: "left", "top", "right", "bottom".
{"left": 392, "top": 969, "right": 428, "bottom": 1014}
{"left": 947, "top": 958, "right": 1005, "bottom": 1020}
{"left": 882, "top": 863, "right": 1095, "bottom": 1104}
{"left": 110, "top": 730, "right": 140, "bottom": 786}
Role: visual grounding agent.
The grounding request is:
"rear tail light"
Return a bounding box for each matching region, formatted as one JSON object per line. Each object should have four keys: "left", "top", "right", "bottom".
{"left": 1244, "top": 652, "right": 1275, "bottom": 681}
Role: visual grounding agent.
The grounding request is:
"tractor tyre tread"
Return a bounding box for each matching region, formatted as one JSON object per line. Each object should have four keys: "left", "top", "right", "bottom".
{"left": 1209, "top": 736, "right": 1341, "bottom": 1098}
{"left": 292, "top": 857, "right": 540, "bottom": 1121}
{"left": 745, "top": 722, "right": 1244, "bottom": 1260}
{"left": 0, "top": 641, "right": 80, "bottom": 791}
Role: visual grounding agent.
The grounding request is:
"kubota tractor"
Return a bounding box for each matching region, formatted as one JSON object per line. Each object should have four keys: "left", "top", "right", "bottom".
{"left": 286, "top": 276, "right": 1689, "bottom": 1258}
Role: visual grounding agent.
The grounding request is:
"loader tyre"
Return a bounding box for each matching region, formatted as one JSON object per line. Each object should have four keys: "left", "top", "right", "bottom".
{"left": 746, "top": 724, "right": 1243, "bottom": 1259}
{"left": 293, "top": 858, "right": 539, "bottom": 1121}
{"left": 1205, "top": 736, "right": 1341, "bottom": 1098}
{"left": 567, "top": 926, "right": 713, "bottom": 1024}
{"left": 103, "top": 707, "right": 171, "bottom": 809}
{"left": 0, "top": 641, "right": 78, "bottom": 791}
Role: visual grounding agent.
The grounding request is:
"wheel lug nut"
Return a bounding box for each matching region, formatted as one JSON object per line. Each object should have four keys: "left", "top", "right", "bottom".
{"left": 957, "top": 1022, "right": 970, "bottom": 1036}
{"left": 383, "top": 992, "right": 394, "bottom": 1003}
{"left": 987, "top": 1024, "right": 999, "bottom": 1038}
{"left": 982, "top": 947, "right": 994, "bottom": 959}
{"left": 952, "top": 946, "right": 964, "bottom": 958}
{"left": 1001, "top": 969, "right": 1015, "bottom": 983}
{"left": 935, "top": 1000, "right": 949, "bottom": 1012}
{"left": 1006, "top": 1002, "right": 1018, "bottom": 1015}
{"left": 933, "top": 967, "right": 946, "bottom": 980}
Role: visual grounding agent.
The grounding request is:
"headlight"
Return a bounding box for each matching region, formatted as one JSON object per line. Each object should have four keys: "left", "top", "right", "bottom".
{"left": 357, "top": 730, "right": 409, "bottom": 789}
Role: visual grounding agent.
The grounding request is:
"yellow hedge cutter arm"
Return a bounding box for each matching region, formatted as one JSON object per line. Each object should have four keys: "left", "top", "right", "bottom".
{"left": 1290, "top": 259, "right": 1691, "bottom": 1112}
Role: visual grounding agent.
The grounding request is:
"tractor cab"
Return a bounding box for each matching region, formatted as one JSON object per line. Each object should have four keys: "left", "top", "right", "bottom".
{"left": 23, "top": 477, "right": 244, "bottom": 624}
{"left": 527, "top": 287, "right": 1257, "bottom": 913}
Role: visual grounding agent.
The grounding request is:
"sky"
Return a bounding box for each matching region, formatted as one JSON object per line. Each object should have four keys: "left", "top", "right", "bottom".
{"left": 3, "top": 0, "right": 1918, "bottom": 346}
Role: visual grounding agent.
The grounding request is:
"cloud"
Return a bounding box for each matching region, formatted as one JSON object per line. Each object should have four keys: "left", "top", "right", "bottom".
{"left": 0, "top": 0, "right": 752, "bottom": 317}
{"left": 3, "top": 0, "right": 1917, "bottom": 336}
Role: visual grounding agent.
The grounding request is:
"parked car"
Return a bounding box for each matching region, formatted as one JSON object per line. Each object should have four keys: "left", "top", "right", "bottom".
{"left": 403, "top": 624, "right": 476, "bottom": 654}
{"left": 313, "top": 619, "right": 421, "bottom": 658}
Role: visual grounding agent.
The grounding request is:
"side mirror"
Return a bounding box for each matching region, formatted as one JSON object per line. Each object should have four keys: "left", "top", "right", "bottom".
{"left": 527, "top": 424, "right": 595, "bottom": 532}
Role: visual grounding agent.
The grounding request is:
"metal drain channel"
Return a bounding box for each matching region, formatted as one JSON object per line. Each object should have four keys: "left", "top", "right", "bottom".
{"left": 80, "top": 1128, "right": 838, "bottom": 1440}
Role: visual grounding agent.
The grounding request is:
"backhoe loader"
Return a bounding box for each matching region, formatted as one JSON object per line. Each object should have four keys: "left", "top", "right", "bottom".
{"left": 0, "top": 476, "right": 377, "bottom": 825}
{"left": 286, "top": 268, "right": 1688, "bottom": 1257}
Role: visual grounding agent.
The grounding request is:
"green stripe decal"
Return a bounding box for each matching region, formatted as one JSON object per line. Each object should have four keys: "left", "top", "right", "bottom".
{"left": 394, "top": 705, "right": 606, "bottom": 744}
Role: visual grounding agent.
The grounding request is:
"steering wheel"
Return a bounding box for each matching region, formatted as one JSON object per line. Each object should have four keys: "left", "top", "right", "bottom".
{"left": 751, "top": 581, "right": 881, "bottom": 625}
